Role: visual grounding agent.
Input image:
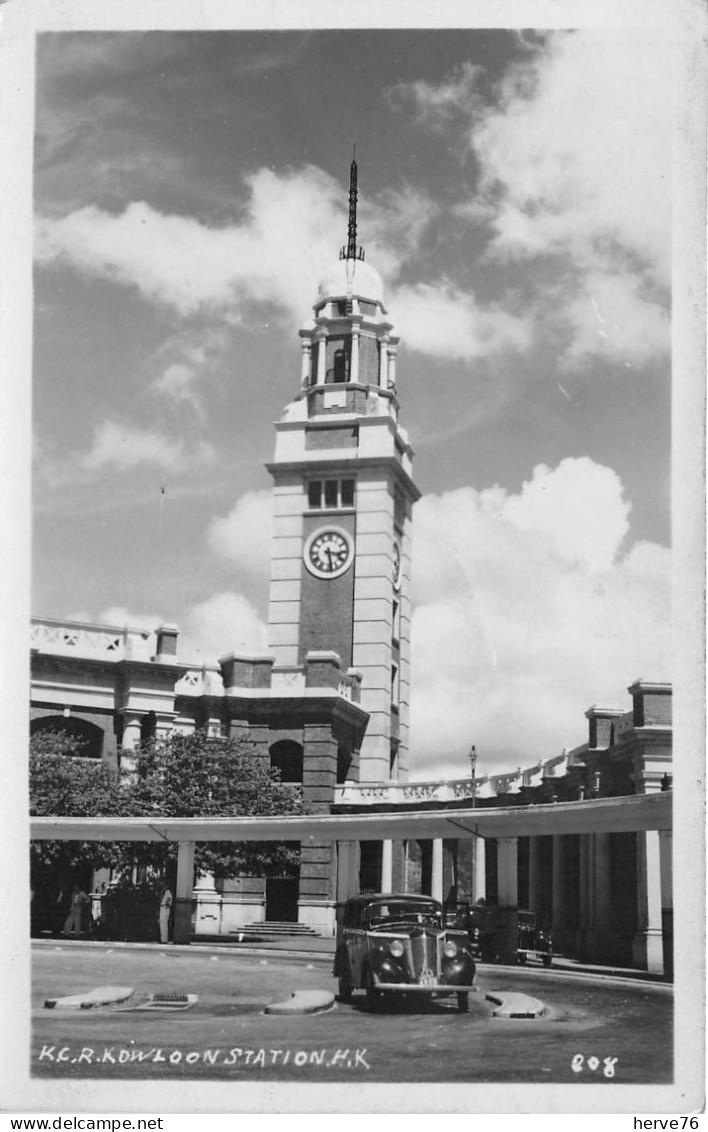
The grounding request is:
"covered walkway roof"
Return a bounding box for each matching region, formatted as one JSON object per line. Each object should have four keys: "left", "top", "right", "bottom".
{"left": 30, "top": 790, "right": 671, "bottom": 843}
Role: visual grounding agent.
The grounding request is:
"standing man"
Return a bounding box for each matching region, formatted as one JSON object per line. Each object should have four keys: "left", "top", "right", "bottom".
{"left": 62, "top": 883, "right": 90, "bottom": 936}
{"left": 159, "top": 885, "right": 173, "bottom": 944}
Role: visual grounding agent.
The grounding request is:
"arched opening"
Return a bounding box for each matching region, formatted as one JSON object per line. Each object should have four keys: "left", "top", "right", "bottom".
{"left": 333, "top": 348, "right": 347, "bottom": 383}
{"left": 269, "top": 739, "right": 303, "bottom": 784}
{"left": 140, "top": 712, "right": 157, "bottom": 744}
{"left": 30, "top": 715, "right": 104, "bottom": 759}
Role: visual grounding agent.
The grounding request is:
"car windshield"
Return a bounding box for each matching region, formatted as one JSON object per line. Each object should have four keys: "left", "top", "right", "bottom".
{"left": 367, "top": 901, "right": 442, "bottom": 928}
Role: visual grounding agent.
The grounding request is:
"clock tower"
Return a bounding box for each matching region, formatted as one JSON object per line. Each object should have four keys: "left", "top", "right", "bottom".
{"left": 266, "top": 157, "right": 420, "bottom": 782}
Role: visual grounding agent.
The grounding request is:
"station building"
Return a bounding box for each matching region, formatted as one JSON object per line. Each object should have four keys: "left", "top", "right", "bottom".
{"left": 30, "top": 162, "right": 672, "bottom": 973}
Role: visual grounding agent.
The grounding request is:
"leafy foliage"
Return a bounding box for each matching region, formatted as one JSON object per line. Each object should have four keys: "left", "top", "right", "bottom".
{"left": 30, "top": 729, "right": 304, "bottom": 894}
{"left": 126, "top": 732, "right": 304, "bottom": 877}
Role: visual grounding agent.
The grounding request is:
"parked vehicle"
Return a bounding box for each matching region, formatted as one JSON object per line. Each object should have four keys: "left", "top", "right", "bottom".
{"left": 334, "top": 893, "right": 476, "bottom": 1012}
{"left": 451, "top": 904, "right": 553, "bottom": 967}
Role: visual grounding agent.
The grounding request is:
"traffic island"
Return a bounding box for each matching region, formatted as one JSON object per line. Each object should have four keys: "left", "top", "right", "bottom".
{"left": 265, "top": 989, "right": 335, "bottom": 1015}
{"left": 485, "top": 990, "right": 546, "bottom": 1018}
{"left": 44, "top": 985, "right": 134, "bottom": 1010}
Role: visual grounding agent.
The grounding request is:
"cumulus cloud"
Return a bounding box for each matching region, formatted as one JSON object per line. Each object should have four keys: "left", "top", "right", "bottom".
{"left": 391, "top": 280, "right": 532, "bottom": 359}
{"left": 392, "top": 29, "right": 671, "bottom": 366}
{"left": 472, "top": 30, "right": 670, "bottom": 282}
{"left": 34, "top": 163, "right": 531, "bottom": 365}
{"left": 81, "top": 419, "right": 215, "bottom": 473}
{"left": 179, "top": 591, "right": 268, "bottom": 663}
{"left": 409, "top": 457, "right": 670, "bottom": 777}
{"left": 207, "top": 490, "right": 273, "bottom": 582}
{"left": 89, "top": 593, "right": 268, "bottom": 666}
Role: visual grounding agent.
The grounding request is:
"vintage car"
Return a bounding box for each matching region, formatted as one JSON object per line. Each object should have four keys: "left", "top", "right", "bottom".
{"left": 334, "top": 893, "right": 476, "bottom": 1011}
{"left": 452, "top": 903, "right": 553, "bottom": 966}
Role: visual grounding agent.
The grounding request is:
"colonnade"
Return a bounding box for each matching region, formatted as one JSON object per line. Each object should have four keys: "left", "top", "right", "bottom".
{"left": 333, "top": 828, "right": 673, "bottom": 974}
{"left": 301, "top": 327, "right": 398, "bottom": 390}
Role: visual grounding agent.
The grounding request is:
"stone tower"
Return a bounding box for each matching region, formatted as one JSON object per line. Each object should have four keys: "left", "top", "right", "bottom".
{"left": 266, "top": 157, "right": 420, "bottom": 783}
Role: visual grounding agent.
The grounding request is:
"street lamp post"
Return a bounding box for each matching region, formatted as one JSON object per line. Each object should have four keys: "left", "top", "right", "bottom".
{"left": 469, "top": 745, "right": 477, "bottom": 808}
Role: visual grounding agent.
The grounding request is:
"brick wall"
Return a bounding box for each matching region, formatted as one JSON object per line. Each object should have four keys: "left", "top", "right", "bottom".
{"left": 299, "top": 512, "right": 356, "bottom": 665}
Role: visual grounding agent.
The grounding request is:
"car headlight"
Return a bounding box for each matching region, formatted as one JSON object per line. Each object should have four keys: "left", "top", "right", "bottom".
{"left": 389, "top": 938, "right": 404, "bottom": 958}
{"left": 443, "top": 940, "right": 458, "bottom": 958}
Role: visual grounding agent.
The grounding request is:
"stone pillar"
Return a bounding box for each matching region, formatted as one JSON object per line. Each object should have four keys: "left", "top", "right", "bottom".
{"left": 587, "top": 833, "right": 612, "bottom": 962}
{"left": 381, "top": 839, "right": 393, "bottom": 893}
{"left": 552, "top": 835, "right": 568, "bottom": 946}
{"left": 193, "top": 872, "right": 221, "bottom": 937}
{"left": 350, "top": 322, "right": 360, "bottom": 384}
{"left": 659, "top": 831, "right": 673, "bottom": 979}
{"left": 387, "top": 345, "right": 397, "bottom": 391}
{"left": 300, "top": 338, "right": 312, "bottom": 389}
{"left": 577, "top": 834, "right": 592, "bottom": 958}
{"left": 299, "top": 722, "right": 338, "bottom": 935}
{"left": 633, "top": 829, "right": 665, "bottom": 973}
{"left": 496, "top": 837, "right": 518, "bottom": 964}
{"left": 336, "top": 842, "right": 360, "bottom": 905}
{"left": 316, "top": 332, "right": 327, "bottom": 385}
{"left": 173, "top": 841, "right": 195, "bottom": 945}
{"left": 473, "top": 837, "right": 486, "bottom": 903}
{"left": 527, "top": 837, "right": 541, "bottom": 917}
{"left": 119, "top": 712, "right": 142, "bottom": 776}
{"left": 431, "top": 838, "right": 444, "bottom": 902}
{"left": 378, "top": 335, "right": 389, "bottom": 387}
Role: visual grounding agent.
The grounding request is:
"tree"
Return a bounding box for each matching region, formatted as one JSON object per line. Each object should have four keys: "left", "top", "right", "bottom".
{"left": 29, "top": 729, "right": 305, "bottom": 937}
{"left": 29, "top": 729, "right": 125, "bottom": 932}
{"left": 126, "top": 732, "right": 304, "bottom": 878}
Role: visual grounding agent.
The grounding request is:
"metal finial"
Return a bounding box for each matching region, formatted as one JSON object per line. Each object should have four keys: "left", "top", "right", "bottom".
{"left": 340, "top": 148, "right": 365, "bottom": 263}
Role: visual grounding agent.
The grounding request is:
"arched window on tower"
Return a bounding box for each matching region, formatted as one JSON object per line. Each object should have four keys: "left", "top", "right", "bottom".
{"left": 333, "top": 348, "right": 347, "bottom": 383}
{"left": 269, "top": 740, "right": 304, "bottom": 785}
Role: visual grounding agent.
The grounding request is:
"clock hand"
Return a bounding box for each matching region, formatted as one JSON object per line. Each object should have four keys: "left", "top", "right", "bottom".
{"left": 326, "top": 548, "right": 335, "bottom": 569}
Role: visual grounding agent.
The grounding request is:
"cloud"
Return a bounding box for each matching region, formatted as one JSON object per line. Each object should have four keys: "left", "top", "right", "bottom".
{"left": 473, "top": 31, "right": 671, "bottom": 282}
{"left": 81, "top": 419, "right": 215, "bottom": 473}
{"left": 391, "top": 280, "right": 532, "bottom": 359}
{"left": 387, "top": 62, "right": 483, "bottom": 131}
{"left": 179, "top": 591, "right": 268, "bottom": 663}
{"left": 34, "top": 167, "right": 349, "bottom": 320}
{"left": 149, "top": 326, "right": 232, "bottom": 415}
{"left": 409, "top": 458, "right": 670, "bottom": 776}
{"left": 554, "top": 270, "right": 671, "bottom": 367}
{"left": 89, "top": 593, "right": 268, "bottom": 667}
{"left": 392, "top": 29, "right": 671, "bottom": 366}
{"left": 34, "top": 165, "right": 532, "bottom": 367}
{"left": 207, "top": 490, "right": 273, "bottom": 582}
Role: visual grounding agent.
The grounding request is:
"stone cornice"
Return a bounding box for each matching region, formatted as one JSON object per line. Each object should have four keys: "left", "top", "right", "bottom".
{"left": 265, "top": 455, "right": 421, "bottom": 502}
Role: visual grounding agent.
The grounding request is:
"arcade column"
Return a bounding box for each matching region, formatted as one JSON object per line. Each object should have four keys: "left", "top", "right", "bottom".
{"left": 496, "top": 837, "right": 519, "bottom": 964}
{"left": 173, "top": 840, "right": 195, "bottom": 945}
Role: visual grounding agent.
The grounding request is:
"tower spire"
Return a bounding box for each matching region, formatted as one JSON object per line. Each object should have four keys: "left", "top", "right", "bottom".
{"left": 340, "top": 146, "right": 365, "bottom": 263}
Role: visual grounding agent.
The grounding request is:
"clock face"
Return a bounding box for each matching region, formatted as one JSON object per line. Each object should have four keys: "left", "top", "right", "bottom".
{"left": 392, "top": 541, "right": 402, "bottom": 590}
{"left": 304, "top": 527, "right": 354, "bottom": 579}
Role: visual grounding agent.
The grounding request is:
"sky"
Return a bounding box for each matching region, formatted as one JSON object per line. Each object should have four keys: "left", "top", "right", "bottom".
{"left": 31, "top": 24, "right": 676, "bottom": 779}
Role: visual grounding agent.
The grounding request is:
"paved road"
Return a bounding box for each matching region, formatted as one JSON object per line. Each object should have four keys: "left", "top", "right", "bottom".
{"left": 32, "top": 944, "right": 672, "bottom": 1085}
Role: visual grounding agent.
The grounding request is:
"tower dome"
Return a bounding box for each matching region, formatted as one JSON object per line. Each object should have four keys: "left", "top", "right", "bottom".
{"left": 316, "top": 257, "right": 385, "bottom": 305}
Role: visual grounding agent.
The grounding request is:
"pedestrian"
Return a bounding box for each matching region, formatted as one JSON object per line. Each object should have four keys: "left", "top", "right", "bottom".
{"left": 62, "top": 883, "right": 90, "bottom": 936}
{"left": 159, "top": 885, "right": 173, "bottom": 944}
